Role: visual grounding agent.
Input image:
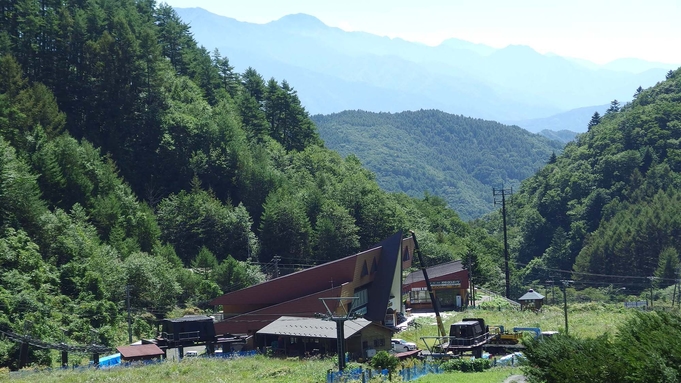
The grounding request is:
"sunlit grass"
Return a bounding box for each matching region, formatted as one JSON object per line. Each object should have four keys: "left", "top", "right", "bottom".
{"left": 400, "top": 303, "right": 634, "bottom": 349}
{"left": 7, "top": 304, "right": 645, "bottom": 382}
{"left": 7, "top": 356, "right": 332, "bottom": 383}
{"left": 416, "top": 368, "right": 522, "bottom": 383}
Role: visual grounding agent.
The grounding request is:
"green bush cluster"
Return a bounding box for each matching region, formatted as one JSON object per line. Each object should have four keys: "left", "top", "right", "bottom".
{"left": 522, "top": 311, "right": 681, "bottom": 383}
{"left": 440, "top": 357, "right": 491, "bottom": 372}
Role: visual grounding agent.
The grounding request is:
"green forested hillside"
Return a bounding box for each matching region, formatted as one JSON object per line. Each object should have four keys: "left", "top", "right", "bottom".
{"left": 313, "top": 110, "right": 564, "bottom": 220}
{"left": 491, "top": 69, "right": 681, "bottom": 295}
{"left": 0, "top": 1, "right": 504, "bottom": 368}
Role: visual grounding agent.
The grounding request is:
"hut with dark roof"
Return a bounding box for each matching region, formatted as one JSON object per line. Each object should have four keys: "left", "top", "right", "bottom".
{"left": 518, "top": 289, "right": 545, "bottom": 311}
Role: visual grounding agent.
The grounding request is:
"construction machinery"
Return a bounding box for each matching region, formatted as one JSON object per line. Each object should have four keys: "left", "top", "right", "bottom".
{"left": 446, "top": 318, "right": 492, "bottom": 358}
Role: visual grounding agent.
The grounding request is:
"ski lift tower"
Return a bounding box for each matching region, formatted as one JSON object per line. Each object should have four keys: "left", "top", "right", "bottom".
{"left": 318, "top": 297, "right": 359, "bottom": 371}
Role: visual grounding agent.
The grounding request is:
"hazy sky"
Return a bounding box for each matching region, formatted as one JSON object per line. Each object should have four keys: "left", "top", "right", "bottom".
{"left": 162, "top": 0, "right": 680, "bottom": 65}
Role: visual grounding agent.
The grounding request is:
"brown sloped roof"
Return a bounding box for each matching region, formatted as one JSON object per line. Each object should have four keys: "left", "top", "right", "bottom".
{"left": 213, "top": 231, "right": 408, "bottom": 333}
{"left": 214, "top": 284, "right": 345, "bottom": 335}
{"left": 210, "top": 249, "right": 366, "bottom": 307}
{"left": 404, "top": 260, "right": 466, "bottom": 284}
{"left": 116, "top": 344, "right": 164, "bottom": 358}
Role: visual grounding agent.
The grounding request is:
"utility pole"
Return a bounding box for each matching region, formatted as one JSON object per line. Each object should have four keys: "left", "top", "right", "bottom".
{"left": 494, "top": 186, "right": 512, "bottom": 299}
{"left": 273, "top": 256, "right": 281, "bottom": 279}
{"left": 19, "top": 321, "right": 32, "bottom": 369}
{"left": 126, "top": 285, "right": 133, "bottom": 343}
{"left": 468, "top": 252, "right": 475, "bottom": 308}
{"left": 647, "top": 276, "right": 656, "bottom": 308}
{"left": 560, "top": 280, "right": 572, "bottom": 335}
{"left": 545, "top": 280, "right": 555, "bottom": 305}
{"left": 672, "top": 282, "right": 677, "bottom": 308}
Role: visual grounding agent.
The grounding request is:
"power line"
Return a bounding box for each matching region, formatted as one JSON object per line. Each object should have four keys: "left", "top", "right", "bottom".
{"left": 509, "top": 260, "right": 680, "bottom": 282}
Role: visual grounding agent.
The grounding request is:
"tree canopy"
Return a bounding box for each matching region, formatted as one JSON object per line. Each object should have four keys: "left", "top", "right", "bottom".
{"left": 0, "top": 0, "right": 503, "bottom": 368}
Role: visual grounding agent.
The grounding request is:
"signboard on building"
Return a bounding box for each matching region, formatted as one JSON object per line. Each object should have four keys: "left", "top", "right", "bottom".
{"left": 431, "top": 280, "right": 461, "bottom": 287}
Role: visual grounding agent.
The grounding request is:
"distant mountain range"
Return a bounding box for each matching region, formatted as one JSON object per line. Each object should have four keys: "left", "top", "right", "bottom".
{"left": 509, "top": 104, "right": 609, "bottom": 134}
{"left": 175, "top": 8, "right": 678, "bottom": 125}
{"left": 312, "top": 110, "right": 564, "bottom": 220}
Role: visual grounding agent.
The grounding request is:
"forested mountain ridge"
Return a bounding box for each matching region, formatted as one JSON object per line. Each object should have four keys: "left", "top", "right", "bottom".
{"left": 313, "top": 110, "right": 564, "bottom": 220}
{"left": 496, "top": 69, "right": 681, "bottom": 294}
{"left": 0, "top": 0, "right": 504, "bottom": 368}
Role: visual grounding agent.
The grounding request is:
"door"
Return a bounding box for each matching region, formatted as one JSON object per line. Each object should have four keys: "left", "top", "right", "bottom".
{"left": 456, "top": 295, "right": 462, "bottom": 307}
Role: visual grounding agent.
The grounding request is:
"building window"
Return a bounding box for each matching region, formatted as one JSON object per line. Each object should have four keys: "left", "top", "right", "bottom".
{"left": 373, "top": 338, "right": 385, "bottom": 347}
{"left": 410, "top": 290, "right": 431, "bottom": 304}
{"left": 354, "top": 288, "right": 369, "bottom": 308}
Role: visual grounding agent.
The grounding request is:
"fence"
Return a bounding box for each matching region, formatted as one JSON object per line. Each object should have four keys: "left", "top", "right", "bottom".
{"left": 476, "top": 287, "right": 521, "bottom": 309}
{"left": 326, "top": 362, "right": 442, "bottom": 383}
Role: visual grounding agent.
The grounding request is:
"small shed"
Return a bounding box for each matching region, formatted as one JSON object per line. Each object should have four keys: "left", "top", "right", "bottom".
{"left": 518, "top": 289, "right": 545, "bottom": 311}
{"left": 116, "top": 344, "right": 164, "bottom": 362}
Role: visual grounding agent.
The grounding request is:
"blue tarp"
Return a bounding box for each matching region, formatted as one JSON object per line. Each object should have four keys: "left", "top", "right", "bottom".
{"left": 98, "top": 353, "right": 121, "bottom": 368}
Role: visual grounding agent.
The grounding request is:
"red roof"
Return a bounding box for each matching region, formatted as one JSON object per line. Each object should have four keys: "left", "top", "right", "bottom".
{"left": 215, "top": 284, "right": 345, "bottom": 335}
{"left": 116, "top": 344, "right": 164, "bottom": 359}
{"left": 210, "top": 250, "right": 363, "bottom": 307}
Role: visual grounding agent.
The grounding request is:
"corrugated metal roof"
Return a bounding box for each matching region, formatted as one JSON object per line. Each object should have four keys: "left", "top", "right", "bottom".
{"left": 404, "top": 260, "right": 465, "bottom": 284}
{"left": 518, "top": 289, "right": 545, "bottom": 300}
{"left": 116, "top": 344, "right": 164, "bottom": 358}
{"left": 256, "top": 316, "right": 372, "bottom": 339}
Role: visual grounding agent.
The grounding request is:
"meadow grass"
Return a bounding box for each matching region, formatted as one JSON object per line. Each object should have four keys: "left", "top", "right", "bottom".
{"left": 416, "top": 367, "right": 523, "bottom": 383}
{"left": 5, "top": 304, "right": 637, "bottom": 382}
{"left": 401, "top": 302, "right": 634, "bottom": 348}
{"left": 6, "top": 357, "right": 522, "bottom": 383}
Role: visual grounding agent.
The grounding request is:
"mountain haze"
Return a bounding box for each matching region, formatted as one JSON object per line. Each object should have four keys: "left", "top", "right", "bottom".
{"left": 175, "top": 7, "right": 675, "bottom": 125}
{"left": 508, "top": 104, "right": 609, "bottom": 134}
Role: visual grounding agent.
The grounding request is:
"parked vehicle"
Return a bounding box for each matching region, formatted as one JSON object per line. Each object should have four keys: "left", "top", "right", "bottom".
{"left": 391, "top": 338, "right": 417, "bottom": 352}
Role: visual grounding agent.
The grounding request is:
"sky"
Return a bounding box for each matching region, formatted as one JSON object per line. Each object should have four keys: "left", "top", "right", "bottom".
{"left": 161, "top": 0, "right": 681, "bottom": 65}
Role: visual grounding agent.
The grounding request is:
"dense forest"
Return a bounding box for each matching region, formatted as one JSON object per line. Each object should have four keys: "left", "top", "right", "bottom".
{"left": 313, "top": 110, "right": 564, "bottom": 220}
{"left": 480, "top": 69, "right": 681, "bottom": 295}
{"left": 0, "top": 0, "right": 506, "bottom": 368}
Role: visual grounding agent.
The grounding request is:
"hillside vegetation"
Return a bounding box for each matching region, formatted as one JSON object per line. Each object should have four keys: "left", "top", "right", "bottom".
{"left": 483, "top": 68, "right": 681, "bottom": 296}
{"left": 313, "top": 110, "right": 564, "bottom": 220}
{"left": 0, "top": 0, "right": 506, "bottom": 369}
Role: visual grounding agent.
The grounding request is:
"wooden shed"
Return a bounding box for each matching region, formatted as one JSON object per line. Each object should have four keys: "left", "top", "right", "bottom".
{"left": 116, "top": 344, "right": 164, "bottom": 362}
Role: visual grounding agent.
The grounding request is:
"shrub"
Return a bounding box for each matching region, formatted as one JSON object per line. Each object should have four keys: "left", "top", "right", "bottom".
{"left": 368, "top": 351, "right": 399, "bottom": 373}
{"left": 440, "top": 357, "right": 491, "bottom": 373}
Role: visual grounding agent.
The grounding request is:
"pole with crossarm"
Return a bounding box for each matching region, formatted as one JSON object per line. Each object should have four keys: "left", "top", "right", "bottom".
{"left": 318, "top": 297, "right": 359, "bottom": 371}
